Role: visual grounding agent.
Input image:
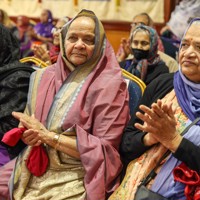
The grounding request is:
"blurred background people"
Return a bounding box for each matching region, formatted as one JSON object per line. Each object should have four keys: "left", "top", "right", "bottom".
{"left": 29, "top": 9, "right": 54, "bottom": 45}
{"left": 0, "top": 9, "right": 16, "bottom": 34}
{"left": 116, "top": 13, "right": 164, "bottom": 62}
{"left": 13, "top": 15, "right": 34, "bottom": 58}
{"left": 32, "top": 16, "right": 70, "bottom": 65}
{"left": 120, "top": 25, "right": 169, "bottom": 85}
{"left": 117, "top": 12, "right": 178, "bottom": 69}
{"left": 160, "top": 0, "right": 200, "bottom": 48}
{"left": 0, "top": 24, "right": 34, "bottom": 167}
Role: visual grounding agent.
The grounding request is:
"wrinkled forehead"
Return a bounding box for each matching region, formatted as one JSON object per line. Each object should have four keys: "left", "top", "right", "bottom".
{"left": 68, "top": 16, "right": 95, "bottom": 32}
{"left": 131, "top": 28, "right": 149, "bottom": 41}
{"left": 133, "top": 28, "right": 149, "bottom": 36}
{"left": 41, "top": 10, "right": 48, "bottom": 16}
{"left": 186, "top": 21, "right": 200, "bottom": 36}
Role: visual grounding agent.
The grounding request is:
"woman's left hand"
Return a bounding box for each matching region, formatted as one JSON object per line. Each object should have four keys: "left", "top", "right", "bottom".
{"left": 135, "top": 100, "right": 182, "bottom": 152}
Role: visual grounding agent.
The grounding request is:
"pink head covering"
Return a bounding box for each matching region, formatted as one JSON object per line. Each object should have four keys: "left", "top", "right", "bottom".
{"left": 32, "top": 9, "right": 129, "bottom": 199}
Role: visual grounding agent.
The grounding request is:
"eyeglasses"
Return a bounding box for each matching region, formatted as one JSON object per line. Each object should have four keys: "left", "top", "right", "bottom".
{"left": 51, "top": 27, "right": 62, "bottom": 34}
{"left": 131, "top": 22, "right": 146, "bottom": 28}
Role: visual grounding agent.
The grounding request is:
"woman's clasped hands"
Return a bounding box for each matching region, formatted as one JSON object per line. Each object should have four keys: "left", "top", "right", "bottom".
{"left": 12, "top": 111, "right": 49, "bottom": 147}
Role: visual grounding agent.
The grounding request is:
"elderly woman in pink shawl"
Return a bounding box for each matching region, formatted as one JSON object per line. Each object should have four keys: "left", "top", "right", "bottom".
{"left": 0, "top": 9, "right": 129, "bottom": 200}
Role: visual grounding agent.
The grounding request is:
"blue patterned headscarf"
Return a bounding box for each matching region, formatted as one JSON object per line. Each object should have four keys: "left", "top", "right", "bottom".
{"left": 128, "top": 25, "right": 161, "bottom": 80}
{"left": 130, "top": 25, "right": 158, "bottom": 61}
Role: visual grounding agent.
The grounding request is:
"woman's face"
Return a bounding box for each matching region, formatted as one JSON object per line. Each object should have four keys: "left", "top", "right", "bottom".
{"left": 52, "top": 20, "right": 66, "bottom": 46}
{"left": 40, "top": 10, "right": 49, "bottom": 23}
{"left": 131, "top": 15, "right": 149, "bottom": 30}
{"left": 179, "top": 23, "right": 200, "bottom": 83}
{"left": 17, "top": 16, "right": 23, "bottom": 26}
{"left": 131, "top": 31, "right": 150, "bottom": 51}
{"left": 64, "top": 16, "right": 95, "bottom": 66}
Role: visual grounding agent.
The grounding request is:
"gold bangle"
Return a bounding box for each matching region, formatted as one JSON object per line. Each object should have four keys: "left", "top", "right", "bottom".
{"left": 53, "top": 133, "right": 61, "bottom": 150}
{"left": 53, "top": 133, "right": 60, "bottom": 143}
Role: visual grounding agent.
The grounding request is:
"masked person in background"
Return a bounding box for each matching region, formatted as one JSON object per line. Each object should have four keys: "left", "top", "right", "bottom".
{"left": 120, "top": 25, "right": 169, "bottom": 85}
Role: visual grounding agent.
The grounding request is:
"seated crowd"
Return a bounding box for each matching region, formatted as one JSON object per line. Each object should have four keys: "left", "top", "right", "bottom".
{"left": 0, "top": 5, "right": 200, "bottom": 200}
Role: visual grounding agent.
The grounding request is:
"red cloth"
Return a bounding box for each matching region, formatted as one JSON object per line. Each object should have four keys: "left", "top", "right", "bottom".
{"left": 173, "top": 162, "right": 200, "bottom": 200}
{"left": 49, "top": 45, "right": 60, "bottom": 64}
{"left": 2, "top": 127, "right": 48, "bottom": 177}
{"left": 26, "top": 145, "right": 49, "bottom": 177}
{"left": 1, "top": 127, "right": 26, "bottom": 146}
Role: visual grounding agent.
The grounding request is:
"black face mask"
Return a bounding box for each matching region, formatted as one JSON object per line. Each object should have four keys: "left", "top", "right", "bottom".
{"left": 131, "top": 48, "right": 149, "bottom": 60}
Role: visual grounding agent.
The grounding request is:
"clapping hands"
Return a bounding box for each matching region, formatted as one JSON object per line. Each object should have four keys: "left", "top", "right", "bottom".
{"left": 135, "top": 100, "right": 182, "bottom": 152}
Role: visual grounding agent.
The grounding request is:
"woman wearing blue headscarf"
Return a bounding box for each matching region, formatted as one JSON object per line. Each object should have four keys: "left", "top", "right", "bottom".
{"left": 111, "top": 18, "right": 200, "bottom": 200}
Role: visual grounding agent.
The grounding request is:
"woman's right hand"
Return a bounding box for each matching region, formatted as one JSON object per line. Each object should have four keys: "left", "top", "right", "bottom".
{"left": 21, "top": 129, "right": 42, "bottom": 146}
{"left": 143, "top": 132, "right": 159, "bottom": 147}
{"left": 135, "top": 100, "right": 182, "bottom": 152}
{"left": 160, "top": 25, "right": 171, "bottom": 35}
{"left": 121, "top": 38, "right": 131, "bottom": 56}
{"left": 32, "top": 44, "right": 51, "bottom": 64}
{"left": 117, "top": 38, "right": 131, "bottom": 62}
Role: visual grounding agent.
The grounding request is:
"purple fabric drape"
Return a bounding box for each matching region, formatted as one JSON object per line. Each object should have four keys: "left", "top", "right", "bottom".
{"left": 174, "top": 71, "right": 200, "bottom": 125}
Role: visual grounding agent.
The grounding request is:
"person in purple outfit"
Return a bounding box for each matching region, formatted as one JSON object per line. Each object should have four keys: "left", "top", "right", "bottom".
{"left": 30, "top": 9, "right": 54, "bottom": 44}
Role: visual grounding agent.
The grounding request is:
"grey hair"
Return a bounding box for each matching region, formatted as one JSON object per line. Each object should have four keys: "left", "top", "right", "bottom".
{"left": 132, "top": 27, "right": 149, "bottom": 37}
{"left": 130, "top": 27, "right": 149, "bottom": 41}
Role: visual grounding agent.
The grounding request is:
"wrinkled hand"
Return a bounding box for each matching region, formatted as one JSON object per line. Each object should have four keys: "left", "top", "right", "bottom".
{"left": 160, "top": 25, "right": 171, "bottom": 35}
{"left": 120, "top": 38, "right": 131, "bottom": 57}
{"left": 32, "top": 44, "right": 51, "bottom": 63}
{"left": 12, "top": 111, "right": 49, "bottom": 146}
{"left": 135, "top": 100, "right": 182, "bottom": 151}
{"left": 117, "top": 38, "right": 131, "bottom": 62}
{"left": 143, "top": 132, "right": 159, "bottom": 147}
{"left": 27, "top": 27, "right": 37, "bottom": 38}
{"left": 22, "top": 129, "right": 42, "bottom": 146}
